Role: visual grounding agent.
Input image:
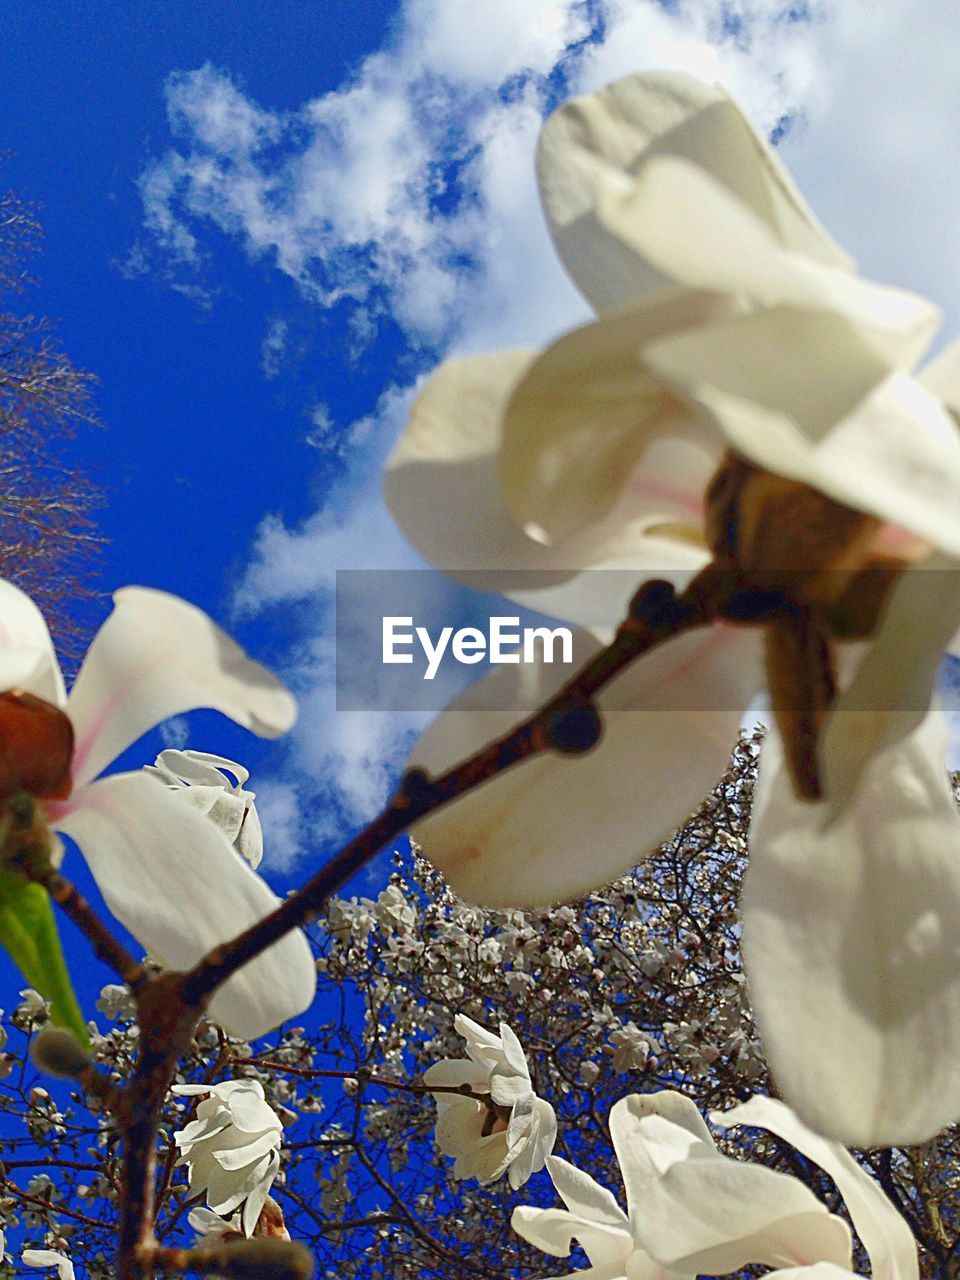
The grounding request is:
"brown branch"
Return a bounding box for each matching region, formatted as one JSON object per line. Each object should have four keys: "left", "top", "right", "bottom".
{"left": 182, "top": 574, "right": 721, "bottom": 1012}
{"left": 32, "top": 572, "right": 729, "bottom": 1280}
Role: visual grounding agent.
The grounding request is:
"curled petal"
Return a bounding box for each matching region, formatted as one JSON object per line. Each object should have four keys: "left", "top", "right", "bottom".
{"left": 67, "top": 588, "right": 296, "bottom": 788}
{"left": 546, "top": 1155, "right": 629, "bottom": 1232}
{"left": 743, "top": 713, "right": 960, "bottom": 1145}
{"left": 22, "top": 1251, "right": 75, "bottom": 1280}
{"left": 500, "top": 293, "right": 723, "bottom": 545}
{"left": 53, "top": 773, "right": 316, "bottom": 1039}
{"left": 643, "top": 311, "right": 960, "bottom": 555}
{"left": 600, "top": 157, "right": 937, "bottom": 368}
{"left": 537, "top": 70, "right": 851, "bottom": 314}
{"left": 610, "top": 1094, "right": 852, "bottom": 1275}
{"left": 714, "top": 1096, "right": 919, "bottom": 1280}
{"left": 409, "top": 625, "right": 761, "bottom": 906}
{"left": 385, "top": 350, "right": 708, "bottom": 626}
{"left": 0, "top": 579, "right": 65, "bottom": 706}
{"left": 511, "top": 1206, "right": 632, "bottom": 1270}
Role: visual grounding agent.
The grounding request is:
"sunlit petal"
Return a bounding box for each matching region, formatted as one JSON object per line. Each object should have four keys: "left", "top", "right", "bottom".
{"left": 67, "top": 588, "right": 296, "bottom": 788}
{"left": 409, "top": 624, "right": 761, "bottom": 906}
{"left": 743, "top": 713, "right": 960, "bottom": 1145}
{"left": 537, "top": 70, "right": 851, "bottom": 314}
{"left": 714, "top": 1096, "right": 919, "bottom": 1280}
{"left": 53, "top": 773, "right": 316, "bottom": 1039}
{"left": 0, "top": 579, "right": 65, "bottom": 706}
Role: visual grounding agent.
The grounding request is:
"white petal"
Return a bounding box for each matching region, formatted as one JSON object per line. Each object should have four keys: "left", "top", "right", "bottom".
{"left": 546, "top": 1155, "right": 629, "bottom": 1232}
{"left": 214, "top": 1133, "right": 280, "bottom": 1172}
{"left": 643, "top": 313, "right": 960, "bottom": 554}
{"left": 423, "top": 1057, "right": 490, "bottom": 1092}
{"left": 52, "top": 773, "right": 316, "bottom": 1039}
{"left": 385, "top": 350, "right": 710, "bottom": 626}
{"left": 499, "top": 293, "right": 724, "bottom": 545}
{"left": 610, "top": 1095, "right": 851, "bottom": 1275}
{"left": 241, "top": 1156, "right": 277, "bottom": 1237}
{"left": 743, "top": 712, "right": 960, "bottom": 1145}
{"left": 66, "top": 588, "right": 296, "bottom": 788}
{"left": 0, "top": 579, "right": 65, "bottom": 705}
{"left": 154, "top": 749, "right": 251, "bottom": 788}
{"left": 511, "top": 1206, "right": 632, "bottom": 1268}
{"left": 714, "top": 1096, "right": 919, "bottom": 1280}
{"left": 456, "top": 1130, "right": 511, "bottom": 1184}
{"left": 599, "top": 157, "right": 937, "bottom": 367}
{"left": 22, "top": 1252, "right": 74, "bottom": 1280}
{"left": 454, "top": 1012, "right": 502, "bottom": 1052}
{"left": 536, "top": 70, "right": 851, "bottom": 314}
{"left": 409, "top": 623, "right": 761, "bottom": 906}
{"left": 435, "top": 1099, "right": 484, "bottom": 1157}
{"left": 763, "top": 1268, "right": 859, "bottom": 1280}
{"left": 609, "top": 1092, "right": 716, "bottom": 1204}
{"left": 821, "top": 557, "right": 960, "bottom": 815}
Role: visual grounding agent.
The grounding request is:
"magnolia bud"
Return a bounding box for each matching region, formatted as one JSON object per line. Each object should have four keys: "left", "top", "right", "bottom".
{"left": 32, "top": 1028, "right": 93, "bottom": 1079}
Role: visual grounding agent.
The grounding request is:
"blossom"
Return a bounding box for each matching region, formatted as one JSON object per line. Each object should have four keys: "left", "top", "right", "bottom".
{"left": 385, "top": 70, "right": 960, "bottom": 1143}
{"left": 22, "top": 1250, "right": 75, "bottom": 1280}
{"left": 173, "top": 1078, "right": 283, "bottom": 1237}
{"left": 513, "top": 1091, "right": 918, "bottom": 1280}
{"left": 0, "top": 581, "right": 316, "bottom": 1039}
{"left": 144, "top": 748, "right": 264, "bottom": 868}
{"left": 424, "top": 1013, "right": 556, "bottom": 1188}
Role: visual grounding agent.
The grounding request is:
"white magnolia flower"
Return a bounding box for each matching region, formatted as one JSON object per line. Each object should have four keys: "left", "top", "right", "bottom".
{"left": 385, "top": 70, "right": 960, "bottom": 1144}
{"left": 513, "top": 1091, "right": 918, "bottom": 1280}
{"left": 22, "top": 1250, "right": 75, "bottom": 1280}
{"left": 0, "top": 582, "right": 316, "bottom": 1039}
{"left": 144, "top": 748, "right": 264, "bottom": 868}
{"left": 173, "top": 1078, "right": 283, "bottom": 1237}
{"left": 424, "top": 1013, "right": 556, "bottom": 1189}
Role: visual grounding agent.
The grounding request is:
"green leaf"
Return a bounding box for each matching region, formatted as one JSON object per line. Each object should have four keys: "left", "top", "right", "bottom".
{"left": 0, "top": 870, "right": 89, "bottom": 1048}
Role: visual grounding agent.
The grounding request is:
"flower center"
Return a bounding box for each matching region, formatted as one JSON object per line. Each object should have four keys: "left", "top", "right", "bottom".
{"left": 703, "top": 451, "right": 909, "bottom": 799}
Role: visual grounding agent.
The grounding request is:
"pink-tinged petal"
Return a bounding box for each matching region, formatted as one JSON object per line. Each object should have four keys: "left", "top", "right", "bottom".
{"left": 537, "top": 70, "right": 851, "bottom": 315}
{"left": 0, "top": 579, "right": 65, "bottom": 706}
{"left": 500, "top": 293, "right": 724, "bottom": 546}
{"left": 714, "top": 1096, "right": 919, "bottom": 1280}
{"left": 643, "top": 310, "right": 960, "bottom": 556}
{"left": 743, "top": 713, "right": 960, "bottom": 1146}
{"left": 821, "top": 556, "right": 960, "bottom": 815}
{"left": 409, "top": 623, "right": 761, "bottom": 906}
{"left": 52, "top": 773, "right": 316, "bottom": 1039}
{"left": 385, "top": 350, "right": 710, "bottom": 628}
{"left": 66, "top": 588, "right": 296, "bottom": 788}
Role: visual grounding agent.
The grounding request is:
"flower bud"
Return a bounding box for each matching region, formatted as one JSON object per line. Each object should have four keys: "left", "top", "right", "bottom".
{"left": 32, "top": 1028, "right": 92, "bottom": 1079}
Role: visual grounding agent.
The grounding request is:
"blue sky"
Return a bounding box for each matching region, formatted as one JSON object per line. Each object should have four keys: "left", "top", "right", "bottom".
{"left": 4, "top": 0, "right": 960, "bottom": 1018}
